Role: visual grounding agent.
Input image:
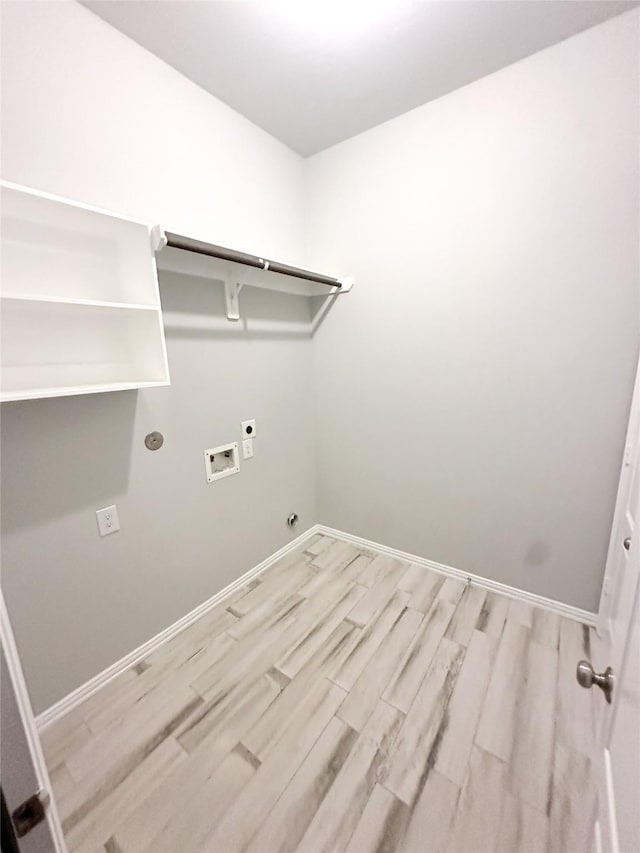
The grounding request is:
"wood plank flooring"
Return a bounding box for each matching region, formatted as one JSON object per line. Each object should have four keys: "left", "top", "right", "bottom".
{"left": 40, "top": 535, "right": 599, "bottom": 853}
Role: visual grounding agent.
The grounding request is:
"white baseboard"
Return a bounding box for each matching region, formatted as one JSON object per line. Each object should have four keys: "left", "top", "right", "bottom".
{"left": 37, "top": 521, "right": 596, "bottom": 731}
{"left": 35, "top": 525, "right": 321, "bottom": 731}
{"left": 319, "top": 524, "right": 597, "bottom": 626}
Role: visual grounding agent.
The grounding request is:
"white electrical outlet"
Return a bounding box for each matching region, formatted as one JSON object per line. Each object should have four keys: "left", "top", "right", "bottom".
{"left": 242, "top": 438, "right": 254, "bottom": 459}
{"left": 96, "top": 505, "right": 120, "bottom": 537}
{"left": 241, "top": 419, "right": 256, "bottom": 439}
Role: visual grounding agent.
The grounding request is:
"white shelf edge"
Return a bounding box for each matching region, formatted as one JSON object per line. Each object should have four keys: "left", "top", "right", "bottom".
{"left": 1, "top": 183, "right": 171, "bottom": 403}
{"left": 0, "top": 380, "right": 171, "bottom": 403}
{"left": 0, "top": 180, "right": 152, "bottom": 229}
{"left": 157, "top": 245, "right": 352, "bottom": 300}
{"left": 0, "top": 293, "right": 160, "bottom": 311}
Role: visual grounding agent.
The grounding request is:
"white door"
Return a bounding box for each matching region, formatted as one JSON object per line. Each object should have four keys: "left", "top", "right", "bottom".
{"left": 592, "top": 358, "right": 640, "bottom": 853}
{"left": 0, "top": 593, "right": 67, "bottom": 853}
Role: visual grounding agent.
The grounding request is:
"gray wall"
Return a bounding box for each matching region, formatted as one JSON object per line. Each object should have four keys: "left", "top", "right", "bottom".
{"left": 1, "top": 2, "right": 638, "bottom": 715}
{"left": 1, "top": 283, "right": 317, "bottom": 715}
{"left": 0, "top": 2, "right": 315, "bottom": 715}
{"left": 305, "top": 10, "right": 640, "bottom": 612}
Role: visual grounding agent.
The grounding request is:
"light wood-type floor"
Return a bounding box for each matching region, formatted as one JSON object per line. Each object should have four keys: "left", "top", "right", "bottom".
{"left": 41, "top": 535, "right": 600, "bottom": 853}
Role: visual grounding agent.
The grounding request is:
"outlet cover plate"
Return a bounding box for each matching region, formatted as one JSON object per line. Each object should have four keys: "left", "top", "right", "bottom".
{"left": 96, "top": 505, "right": 120, "bottom": 537}
{"left": 241, "top": 419, "right": 256, "bottom": 438}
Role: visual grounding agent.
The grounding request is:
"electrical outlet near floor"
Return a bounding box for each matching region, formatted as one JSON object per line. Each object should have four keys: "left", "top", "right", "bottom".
{"left": 96, "top": 505, "right": 120, "bottom": 536}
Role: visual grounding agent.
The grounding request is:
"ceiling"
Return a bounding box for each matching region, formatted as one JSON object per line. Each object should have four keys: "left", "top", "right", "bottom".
{"left": 83, "top": 0, "right": 637, "bottom": 157}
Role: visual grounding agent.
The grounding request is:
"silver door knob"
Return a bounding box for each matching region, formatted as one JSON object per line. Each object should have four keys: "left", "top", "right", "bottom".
{"left": 624, "top": 537, "right": 631, "bottom": 551}
{"left": 576, "top": 660, "right": 614, "bottom": 704}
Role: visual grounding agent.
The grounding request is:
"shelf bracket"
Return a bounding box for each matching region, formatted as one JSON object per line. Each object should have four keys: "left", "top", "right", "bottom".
{"left": 224, "top": 280, "right": 244, "bottom": 321}
{"left": 150, "top": 224, "right": 167, "bottom": 253}
{"left": 337, "top": 276, "right": 354, "bottom": 293}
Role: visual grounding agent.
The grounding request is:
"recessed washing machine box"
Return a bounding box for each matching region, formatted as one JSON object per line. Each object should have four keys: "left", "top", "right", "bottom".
{"left": 204, "top": 442, "right": 240, "bottom": 483}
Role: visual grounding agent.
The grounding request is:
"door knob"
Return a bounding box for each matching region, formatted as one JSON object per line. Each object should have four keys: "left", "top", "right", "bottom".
{"left": 576, "top": 660, "right": 614, "bottom": 704}
{"left": 623, "top": 537, "right": 631, "bottom": 551}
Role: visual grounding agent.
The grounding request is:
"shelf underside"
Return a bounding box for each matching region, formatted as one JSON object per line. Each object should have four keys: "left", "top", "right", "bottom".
{"left": 1, "top": 183, "right": 160, "bottom": 305}
{"left": 1, "top": 378, "right": 170, "bottom": 403}
{"left": 1, "top": 293, "right": 158, "bottom": 311}
{"left": 1, "top": 182, "right": 170, "bottom": 402}
{"left": 0, "top": 299, "right": 169, "bottom": 401}
{"left": 157, "top": 246, "right": 343, "bottom": 297}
